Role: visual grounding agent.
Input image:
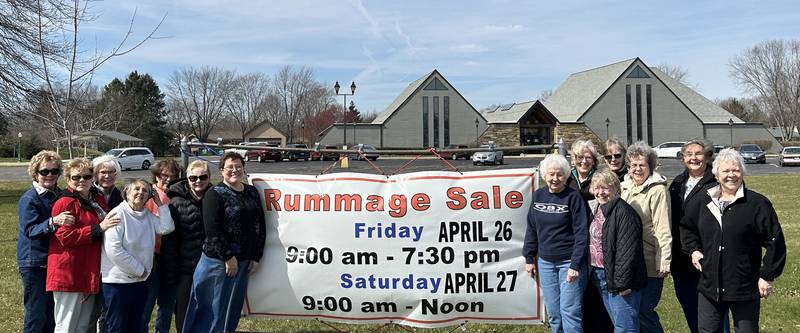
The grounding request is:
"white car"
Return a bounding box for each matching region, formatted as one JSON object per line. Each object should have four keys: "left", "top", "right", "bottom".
{"left": 105, "top": 147, "right": 154, "bottom": 170}
{"left": 225, "top": 142, "right": 268, "bottom": 158}
{"left": 472, "top": 144, "right": 504, "bottom": 165}
{"left": 654, "top": 141, "right": 685, "bottom": 158}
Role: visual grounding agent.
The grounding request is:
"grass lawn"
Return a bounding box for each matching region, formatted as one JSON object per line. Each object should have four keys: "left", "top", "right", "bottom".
{"left": 1, "top": 175, "right": 798, "bottom": 332}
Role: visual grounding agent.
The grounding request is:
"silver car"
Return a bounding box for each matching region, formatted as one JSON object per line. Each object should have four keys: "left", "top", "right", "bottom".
{"left": 472, "top": 144, "right": 504, "bottom": 165}
{"left": 779, "top": 146, "right": 800, "bottom": 167}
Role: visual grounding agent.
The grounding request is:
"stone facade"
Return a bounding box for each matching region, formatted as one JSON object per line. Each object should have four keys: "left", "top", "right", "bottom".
{"left": 480, "top": 123, "right": 519, "bottom": 147}
{"left": 554, "top": 123, "right": 604, "bottom": 149}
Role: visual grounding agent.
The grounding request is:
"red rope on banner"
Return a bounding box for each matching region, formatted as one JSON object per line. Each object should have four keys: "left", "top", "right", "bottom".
{"left": 317, "top": 156, "right": 342, "bottom": 176}
{"left": 391, "top": 153, "right": 424, "bottom": 175}
{"left": 358, "top": 151, "right": 386, "bottom": 175}
{"left": 428, "top": 147, "right": 461, "bottom": 173}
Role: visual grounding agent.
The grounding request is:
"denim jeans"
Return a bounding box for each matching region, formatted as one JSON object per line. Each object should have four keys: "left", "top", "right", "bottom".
{"left": 182, "top": 254, "right": 250, "bottom": 333}
{"left": 639, "top": 277, "right": 665, "bottom": 333}
{"left": 141, "top": 258, "right": 177, "bottom": 333}
{"left": 19, "top": 267, "right": 55, "bottom": 333}
{"left": 103, "top": 282, "right": 148, "bottom": 333}
{"left": 591, "top": 267, "right": 640, "bottom": 333}
{"left": 538, "top": 258, "right": 587, "bottom": 333}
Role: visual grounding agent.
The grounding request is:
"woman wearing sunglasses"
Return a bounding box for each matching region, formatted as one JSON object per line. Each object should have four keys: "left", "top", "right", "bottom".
{"left": 183, "top": 152, "right": 266, "bottom": 333}
{"left": 17, "top": 150, "right": 74, "bottom": 332}
{"left": 603, "top": 137, "right": 628, "bottom": 181}
{"left": 47, "top": 158, "right": 120, "bottom": 332}
{"left": 163, "top": 160, "right": 212, "bottom": 333}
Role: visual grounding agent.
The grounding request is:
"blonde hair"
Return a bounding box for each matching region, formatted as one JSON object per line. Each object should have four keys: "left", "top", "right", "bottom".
{"left": 570, "top": 139, "right": 601, "bottom": 168}
{"left": 64, "top": 158, "right": 93, "bottom": 178}
{"left": 590, "top": 167, "right": 621, "bottom": 194}
{"left": 28, "top": 150, "right": 62, "bottom": 180}
{"left": 187, "top": 160, "right": 209, "bottom": 175}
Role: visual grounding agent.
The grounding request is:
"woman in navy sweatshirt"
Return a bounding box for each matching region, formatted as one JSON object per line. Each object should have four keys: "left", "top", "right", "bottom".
{"left": 523, "top": 154, "right": 590, "bottom": 333}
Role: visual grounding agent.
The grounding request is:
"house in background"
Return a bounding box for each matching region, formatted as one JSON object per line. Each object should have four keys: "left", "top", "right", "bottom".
{"left": 318, "top": 70, "right": 488, "bottom": 148}
{"left": 480, "top": 101, "right": 558, "bottom": 150}
{"left": 207, "top": 119, "right": 287, "bottom": 146}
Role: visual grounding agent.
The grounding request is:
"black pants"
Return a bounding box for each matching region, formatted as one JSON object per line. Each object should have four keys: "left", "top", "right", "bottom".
{"left": 698, "top": 293, "right": 759, "bottom": 333}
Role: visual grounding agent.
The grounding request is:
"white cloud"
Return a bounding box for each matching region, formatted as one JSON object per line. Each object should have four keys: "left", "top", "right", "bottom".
{"left": 478, "top": 24, "right": 526, "bottom": 34}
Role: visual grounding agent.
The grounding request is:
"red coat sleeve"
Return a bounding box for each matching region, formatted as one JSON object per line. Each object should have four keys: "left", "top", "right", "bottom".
{"left": 51, "top": 199, "right": 97, "bottom": 247}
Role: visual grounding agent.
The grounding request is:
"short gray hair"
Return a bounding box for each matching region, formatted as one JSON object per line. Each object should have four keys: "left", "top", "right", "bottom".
{"left": 122, "top": 178, "right": 153, "bottom": 201}
{"left": 92, "top": 155, "right": 121, "bottom": 176}
{"left": 681, "top": 138, "right": 714, "bottom": 159}
{"left": 539, "top": 154, "right": 571, "bottom": 177}
{"left": 570, "top": 139, "right": 601, "bottom": 167}
{"left": 626, "top": 141, "right": 657, "bottom": 171}
{"left": 712, "top": 148, "right": 746, "bottom": 176}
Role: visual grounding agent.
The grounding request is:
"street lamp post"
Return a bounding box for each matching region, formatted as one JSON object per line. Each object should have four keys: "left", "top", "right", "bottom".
{"left": 334, "top": 81, "right": 356, "bottom": 147}
{"left": 17, "top": 132, "right": 22, "bottom": 162}
{"left": 605, "top": 118, "right": 610, "bottom": 139}
{"left": 474, "top": 118, "right": 479, "bottom": 146}
{"left": 349, "top": 101, "right": 357, "bottom": 145}
{"left": 728, "top": 118, "right": 734, "bottom": 147}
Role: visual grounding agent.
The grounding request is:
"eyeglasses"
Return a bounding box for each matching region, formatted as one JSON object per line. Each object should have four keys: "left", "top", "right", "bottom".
{"left": 38, "top": 168, "right": 61, "bottom": 176}
{"left": 188, "top": 174, "right": 210, "bottom": 182}
{"left": 604, "top": 153, "right": 623, "bottom": 161}
{"left": 70, "top": 174, "right": 93, "bottom": 181}
{"left": 223, "top": 166, "right": 243, "bottom": 172}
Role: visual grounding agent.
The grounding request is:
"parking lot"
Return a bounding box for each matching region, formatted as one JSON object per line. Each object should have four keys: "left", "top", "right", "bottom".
{"left": 2, "top": 155, "right": 798, "bottom": 182}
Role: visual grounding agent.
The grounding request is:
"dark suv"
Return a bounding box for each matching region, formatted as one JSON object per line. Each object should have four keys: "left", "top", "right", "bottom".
{"left": 283, "top": 143, "right": 310, "bottom": 161}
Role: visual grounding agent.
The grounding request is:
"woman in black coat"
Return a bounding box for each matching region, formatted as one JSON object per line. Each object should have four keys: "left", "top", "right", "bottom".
{"left": 680, "top": 149, "right": 786, "bottom": 333}
{"left": 588, "top": 168, "right": 647, "bottom": 333}
{"left": 668, "top": 139, "right": 720, "bottom": 333}
{"left": 163, "top": 160, "right": 212, "bottom": 333}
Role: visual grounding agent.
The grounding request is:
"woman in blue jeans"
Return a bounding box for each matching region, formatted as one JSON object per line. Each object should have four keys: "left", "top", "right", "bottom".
{"left": 17, "top": 150, "right": 74, "bottom": 333}
{"left": 183, "top": 152, "right": 266, "bottom": 333}
{"left": 588, "top": 168, "right": 648, "bottom": 332}
{"left": 523, "top": 154, "right": 589, "bottom": 333}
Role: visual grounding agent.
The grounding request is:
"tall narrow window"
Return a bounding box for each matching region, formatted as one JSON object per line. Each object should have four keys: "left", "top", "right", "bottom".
{"left": 636, "top": 85, "right": 642, "bottom": 141}
{"left": 646, "top": 85, "right": 653, "bottom": 145}
{"left": 433, "top": 96, "right": 440, "bottom": 148}
{"left": 626, "top": 85, "right": 632, "bottom": 144}
{"left": 422, "top": 97, "right": 429, "bottom": 147}
{"left": 443, "top": 96, "right": 450, "bottom": 146}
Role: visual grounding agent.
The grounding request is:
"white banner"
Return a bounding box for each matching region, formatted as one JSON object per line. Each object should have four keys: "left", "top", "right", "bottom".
{"left": 244, "top": 169, "right": 543, "bottom": 328}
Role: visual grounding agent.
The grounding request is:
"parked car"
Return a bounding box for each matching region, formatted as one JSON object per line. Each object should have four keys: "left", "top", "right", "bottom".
{"left": 738, "top": 144, "right": 767, "bottom": 164}
{"left": 105, "top": 147, "right": 154, "bottom": 171}
{"left": 283, "top": 143, "right": 310, "bottom": 161}
{"left": 654, "top": 141, "right": 685, "bottom": 158}
{"left": 778, "top": 146, "right": 800, "bottom": 167}
{"left": 472, "top": 144, "right": 504, "bottom": 165}
{"left": 224, "top": 142, "right": 261, "bottom": 158}
{"left": 195, "top": 147, "right": 223, "bottom": 156}
{"left": 439, "top": 144, "right": 471, "bottom": 160}
{"left": 244, "top": 144, "right": 282, "bottom": 163}
{"left": 349, "top": 144, "right": 379, "bottom": 161}
{"left": 311, "top": 145, "right": 340, "bottom": 161}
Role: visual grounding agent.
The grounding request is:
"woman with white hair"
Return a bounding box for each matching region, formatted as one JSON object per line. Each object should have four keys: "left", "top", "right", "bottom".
{"left": 523, "top": 154, "right": 589, "bottom": 333}
{"left": 566, "top": 139, "right": 601, "bottom": 201}
{"left": 680, "top": 148, "right": 786, "bottom": 333}
{"left": 92, "top": 155, "right": 124, "bottom": 209}
{"left": 620, "top": 141, "right": 671, "bottom": 333}
{"left": 101, "top": 178, "right": 174, "bottom": 332}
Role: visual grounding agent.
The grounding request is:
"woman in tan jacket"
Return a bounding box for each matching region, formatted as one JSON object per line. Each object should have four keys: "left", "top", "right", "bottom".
{"left": 620, "top": 141, "right": 671, "bottom": 333}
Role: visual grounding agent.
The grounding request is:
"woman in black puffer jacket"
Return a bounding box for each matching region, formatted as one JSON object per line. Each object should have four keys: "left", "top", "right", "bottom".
{"left": 162, "top": 160, "right": 212, "bottom": 333}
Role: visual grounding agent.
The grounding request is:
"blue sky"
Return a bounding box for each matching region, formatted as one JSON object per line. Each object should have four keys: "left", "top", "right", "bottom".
{"left": 85, "top": 0, "right": 800, "bottom": 115}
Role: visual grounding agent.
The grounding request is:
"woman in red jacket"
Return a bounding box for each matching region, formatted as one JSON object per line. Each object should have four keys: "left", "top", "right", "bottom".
{"left": 47, "top": 158, "right": 119, "bottom": 333}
